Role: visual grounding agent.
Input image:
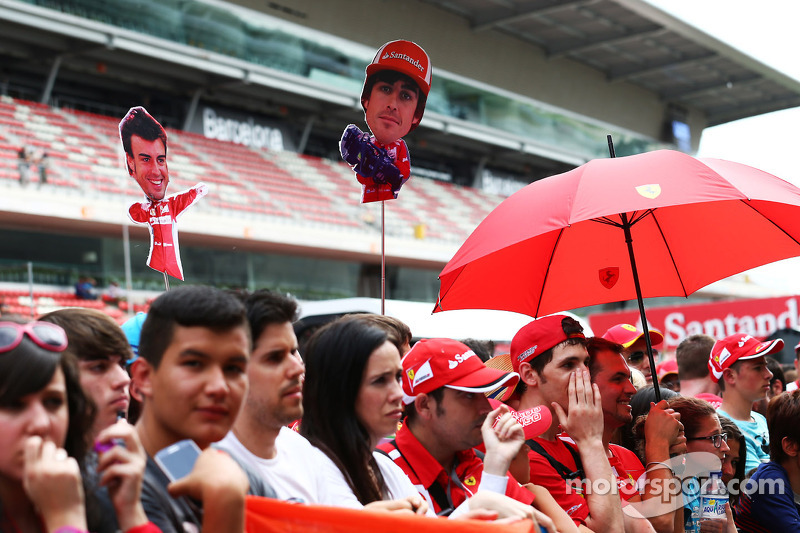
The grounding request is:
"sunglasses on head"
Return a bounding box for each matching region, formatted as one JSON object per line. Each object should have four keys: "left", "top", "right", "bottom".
{"left": 0, "top": 321, "right": 68, "bottom": 354}
{"left": 628, "top": 349, "right": 658, "bottom": 364}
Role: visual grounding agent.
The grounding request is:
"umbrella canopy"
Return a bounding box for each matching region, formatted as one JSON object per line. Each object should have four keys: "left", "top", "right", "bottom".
{"left": 436, "top": 150, "right": 800, "bottom": 318}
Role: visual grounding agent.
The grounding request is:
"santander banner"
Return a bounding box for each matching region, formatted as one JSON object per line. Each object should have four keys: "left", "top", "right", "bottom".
{"left": 588, "top": 295, "right": 800, "bottom": 351}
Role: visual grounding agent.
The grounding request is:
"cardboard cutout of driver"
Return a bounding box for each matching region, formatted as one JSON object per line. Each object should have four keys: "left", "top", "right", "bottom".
{"left": 120, "top": 107, "right": 207, "bottom": 281}
{"left": 340, "top": 40, "right": 431, "bottom": 203}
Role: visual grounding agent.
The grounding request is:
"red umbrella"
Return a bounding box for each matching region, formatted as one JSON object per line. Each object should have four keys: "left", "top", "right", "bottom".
{"left": 435, "top": 150, "right": 800, "bottom": 392}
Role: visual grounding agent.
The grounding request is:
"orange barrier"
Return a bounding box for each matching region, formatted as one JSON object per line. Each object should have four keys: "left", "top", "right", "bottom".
{"left": 246, "top": 496, "right": 535, "bottom": 533}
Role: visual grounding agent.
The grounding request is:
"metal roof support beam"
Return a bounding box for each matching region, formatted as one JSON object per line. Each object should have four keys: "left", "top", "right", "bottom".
{"left": 183, "top": 87, "right": 204, "bottom": 132}
{"left": 661, "top": 75, "right": 761, "bottom": 101}
{"left": 40, "top": 55, "right": 62, "bottom": 105}
{"left": 707, "top": 95, "right": 800, "bottom": 126}
{"left": 608, "top": 52, "right": 716, "bottom": 82}
{"left": 472, "top": 0, "right": 596, "bottom": 32}
{"left": 547, "top": 25, "right": 665, "bottom": 59}
{"left": 297, "top": 114, "right": 316, "bottom": 155}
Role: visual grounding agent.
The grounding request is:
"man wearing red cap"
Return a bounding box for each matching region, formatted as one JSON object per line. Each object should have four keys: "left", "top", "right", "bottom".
{"left": 378, "top": 338, "right": 571, "bottom": 528}
{"left": 510, "top": 315, "right": 627, "bottom": 531}
{"left": 710, "top": 333, "right": 783, "bottom": 474}
{"left": 655, "top": 359, "right": 680, "bottom": 393}
{"left": 340, "top": 40, "right": 431, "bottom": 203}
{"left": 602, "top": 324, "right": 664, "bottom": 385}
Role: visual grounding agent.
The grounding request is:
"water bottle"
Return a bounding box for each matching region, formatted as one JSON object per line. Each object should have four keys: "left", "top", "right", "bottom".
{"left": 699, "top": 470, "right": 728, "bottom": 525}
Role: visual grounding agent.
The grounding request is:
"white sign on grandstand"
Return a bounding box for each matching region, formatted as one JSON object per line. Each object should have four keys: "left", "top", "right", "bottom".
{"left": 202, "top": 107, "right": 285, "bottom": 151}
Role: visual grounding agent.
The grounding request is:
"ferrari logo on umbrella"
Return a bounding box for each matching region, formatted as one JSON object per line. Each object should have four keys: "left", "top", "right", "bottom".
{"left": 636, "top": 184, "right": 661, "bottom": 199}
{"left": 599, "top": 267, "right": 619, "bottom": 289}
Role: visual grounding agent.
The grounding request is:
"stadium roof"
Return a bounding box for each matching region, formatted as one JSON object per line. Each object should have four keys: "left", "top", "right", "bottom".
{"left": 421, "top": 0, "right": 800, "bottom": 126}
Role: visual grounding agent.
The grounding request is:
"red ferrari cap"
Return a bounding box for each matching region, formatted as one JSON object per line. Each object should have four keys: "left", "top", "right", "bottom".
{"left": 708, "top": 333, "right": 783, "bottom": 383}
{"left": 602, "top": 324, "right": 663, "bottom": 348}
{"left": 488, "top": 399, "right": 552, "bottom": 440}
{"left": 656, "top": 359, "right": 678, "bottom": 380}
{"left": 401, "top": 338, "right": 519, "bottom": 404}
{"left": 510, "top": 315, "right": 585, "bottom": 373}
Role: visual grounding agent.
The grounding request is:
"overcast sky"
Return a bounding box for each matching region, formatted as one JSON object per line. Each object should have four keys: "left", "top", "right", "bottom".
{"left": 646, "top": 0, "right": 800, "bottom": 294}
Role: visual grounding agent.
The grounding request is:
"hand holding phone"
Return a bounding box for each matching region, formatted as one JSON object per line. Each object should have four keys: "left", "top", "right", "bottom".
{"left": 154, "top": 439, "right": 201, "bottom": 482}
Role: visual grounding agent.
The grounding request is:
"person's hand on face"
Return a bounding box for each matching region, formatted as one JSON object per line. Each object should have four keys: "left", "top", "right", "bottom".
{"left": 552, "top": 369, "right": 603, "bottom": 444}
{"left": 23, "top": 436, "right": 87, "bottom": 532}
{"left": 95, "top": 420, "right": 149, "bottom": 531}
{"left": 481, "top": 405, "right": 525, "bottom": 477}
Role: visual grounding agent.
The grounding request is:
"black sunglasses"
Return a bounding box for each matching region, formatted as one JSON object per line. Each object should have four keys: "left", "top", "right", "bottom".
{"left": 628, "top": 349, "right": 658, "bottom": 364}
{"left": 687, "top": 432, "right": 728, "bottom": 449}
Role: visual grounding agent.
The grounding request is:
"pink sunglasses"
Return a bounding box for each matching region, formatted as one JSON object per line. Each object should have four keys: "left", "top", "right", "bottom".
{"left": 0, "top": 321, "right": 68, "bottom": 353}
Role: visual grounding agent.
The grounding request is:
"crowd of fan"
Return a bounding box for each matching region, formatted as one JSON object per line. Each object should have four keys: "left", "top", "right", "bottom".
{"left": 1, "top": 285, "right": 798, "bottom": 533}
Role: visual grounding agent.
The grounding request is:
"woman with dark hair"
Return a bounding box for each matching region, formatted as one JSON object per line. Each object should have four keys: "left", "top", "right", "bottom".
{"left": 620, "top": 385, "right": 679, "bottom": 463}
{"left": 0, "top": 321, "right": 157, "bottom": 533}
{"left": 300, "top": 316, "right": 536, "bottom": 521}
{"left": 718, "top": 416, "right": 745, "bottom": 506}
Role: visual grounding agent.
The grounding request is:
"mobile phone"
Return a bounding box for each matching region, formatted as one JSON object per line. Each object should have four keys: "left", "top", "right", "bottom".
{"left": 154, "top": 439, "right": 201, "bottom": 482}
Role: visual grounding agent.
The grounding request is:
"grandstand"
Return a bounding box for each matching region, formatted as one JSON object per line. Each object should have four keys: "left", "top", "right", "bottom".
{"left": 1, "top": 0, "right": 799, "bottom": 319}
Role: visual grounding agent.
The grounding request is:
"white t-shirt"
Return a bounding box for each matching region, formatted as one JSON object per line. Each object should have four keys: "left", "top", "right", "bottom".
{"left": 217, "top": 427, "right": 325, "bottom": 504}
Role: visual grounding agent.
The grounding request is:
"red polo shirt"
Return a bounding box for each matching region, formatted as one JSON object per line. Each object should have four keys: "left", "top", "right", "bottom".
{"left": 608, "top": 443, "right": 645, "bottom": 500}
{"left": 377, "top": 423, "right": 535, "bottom": 514}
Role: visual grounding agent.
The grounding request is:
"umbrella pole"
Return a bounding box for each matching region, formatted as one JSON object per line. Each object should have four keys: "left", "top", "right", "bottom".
{"left": 381, "top": 200, "right": 385, "bottom": 315}
{"left": 607, "top": 135, "right": 660, "bottom": 400}
{"left": 620, "top": 215, "right": 661, "bottom": 401}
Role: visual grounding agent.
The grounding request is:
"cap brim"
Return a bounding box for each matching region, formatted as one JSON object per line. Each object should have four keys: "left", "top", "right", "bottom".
{"left": 447, "top": 366, "right": 520, "bottom": 395}
{"left": 488, "top": 399, "right": 552, "bottom": 440}
{"left": 623, "top": 329, "right": 664, "bottom": 348}
{"left": 740, "top": 338, "right": 784, "bottom": 360}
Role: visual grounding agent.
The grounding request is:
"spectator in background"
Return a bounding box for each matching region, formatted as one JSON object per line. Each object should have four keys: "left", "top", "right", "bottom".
{"left": 711, "top": 333, "right": 782, "bottom": 474}
{"left": 75, "top": 276, "right": 98, "bottom": 300}
{"left": 719, "top": 416, "right": 746, "bottom": 507}
{"left": 752, "top": 356, "right": 785, "bottom": 417}
{"left": 460, "top": 338, "right": 495, "bottom": 362}
{"left": 350, "top": 313, "right": 413, "bottom": 355}
{"left": 785, "top": 341, "right": 800, "bottom": 392}
{"left": 676, "top": 334, "right": 721, "bottom": 403}
{"left": 17, "top": 145, "right": 30, "bottom": 186}
{"left": 619, "top": 385, "right": 679, "bottom": 464}
{"left": 39, "top": 308, "right": 133, "bottom": 438}
{"left": 601, "top": 324, "right": 664, "bottom": 385}
{"left": 655, "top": 359, "right": 680, "bottom": 393}
{"left": 37, "top": 151, "right": 48, "bottom": 187}
{"left": 734, "top": 390, "right": 800, "bottom": 531}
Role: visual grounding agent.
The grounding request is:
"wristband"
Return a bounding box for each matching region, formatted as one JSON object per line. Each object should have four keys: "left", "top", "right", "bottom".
{"left": 645, "top": 461, "right": 674, "bottom": 476}
{"left": 54, "top": 528, "right": 89, "bottom": 533}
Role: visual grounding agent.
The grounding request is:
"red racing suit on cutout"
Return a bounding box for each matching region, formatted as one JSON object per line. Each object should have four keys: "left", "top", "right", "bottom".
{"left": 356, "top": 138, "right": 411, "bottom": 203}
{"left": 128, "top": 183, "right": 207, "bottom": 281}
